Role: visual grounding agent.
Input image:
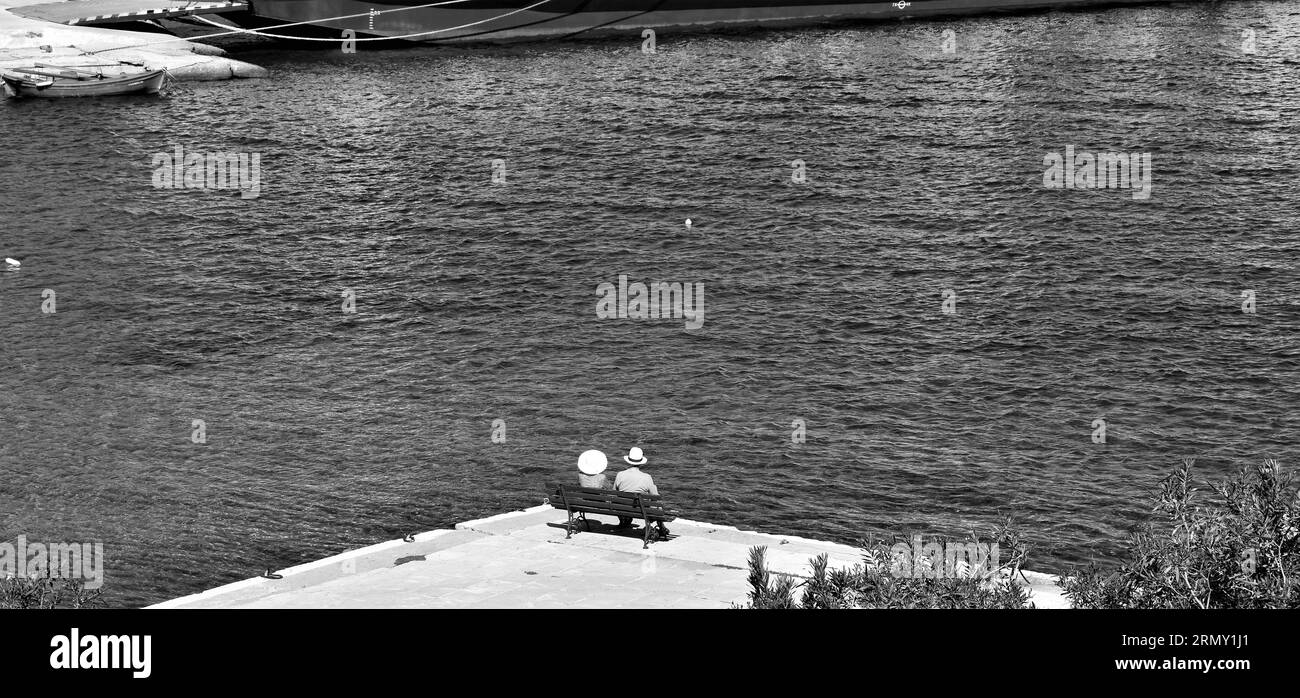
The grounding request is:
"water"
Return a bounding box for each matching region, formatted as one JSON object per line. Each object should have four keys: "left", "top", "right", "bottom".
{"left": 2, "top": 3, "right": 1298, "bottom": 608}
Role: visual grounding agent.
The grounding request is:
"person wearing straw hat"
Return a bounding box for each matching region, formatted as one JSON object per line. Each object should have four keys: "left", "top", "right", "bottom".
{"left": 613, "top": 447, "right": 669, "bottom": 537}
{"left": 577, "top": 449, "right": 610, "bottom": 489}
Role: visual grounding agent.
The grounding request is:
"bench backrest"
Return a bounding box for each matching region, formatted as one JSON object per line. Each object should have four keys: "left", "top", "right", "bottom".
{"left": 545, "top": 483, "right": 676, "bottom": 521}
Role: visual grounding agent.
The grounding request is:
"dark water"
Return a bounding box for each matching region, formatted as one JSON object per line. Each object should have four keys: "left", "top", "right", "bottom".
{"left": 2, "top": 3, "right": 1298, "bottom": 607}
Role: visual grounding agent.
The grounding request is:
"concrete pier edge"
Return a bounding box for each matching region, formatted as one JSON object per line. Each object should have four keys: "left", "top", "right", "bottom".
{"left": 1, "top": 0, "right": 266, "bottom": 81}
{"left": 148, "top": 506, "right": 1071, "bottom": 609}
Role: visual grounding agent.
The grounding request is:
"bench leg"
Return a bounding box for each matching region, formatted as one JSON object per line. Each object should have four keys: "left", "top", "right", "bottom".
{"left": 565, "top": 505, "right": 575, "bottom": 539}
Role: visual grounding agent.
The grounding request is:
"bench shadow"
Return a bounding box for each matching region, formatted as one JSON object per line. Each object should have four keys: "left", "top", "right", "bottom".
{"left": 545, "top": 521, "right": 673, "bottom": 542}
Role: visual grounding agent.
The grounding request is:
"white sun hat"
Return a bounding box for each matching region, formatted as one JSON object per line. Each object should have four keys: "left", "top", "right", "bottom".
{"left": 578, "top": 449, "right": 608, "bottom": 475}
{"left": 623, "top": 447, "right": 647, "bottom": 466}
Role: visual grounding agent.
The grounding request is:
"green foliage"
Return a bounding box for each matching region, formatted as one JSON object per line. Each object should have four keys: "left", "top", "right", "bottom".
{"left": 1062, "top": 459, "right": 1300, "bottom": 609}
{"left": 742, "top": 521, "right": 1032, "bottom": 609}
{"left": 0, "top": 572, "right": 105, "bottom": 609}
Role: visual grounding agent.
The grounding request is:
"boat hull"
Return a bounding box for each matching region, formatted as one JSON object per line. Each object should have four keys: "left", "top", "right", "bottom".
{"left": 247, "top": 0, "right": 1167, "bottom": 43}
{"left": 1, "top": 70, "right": 168, "bottom": 99}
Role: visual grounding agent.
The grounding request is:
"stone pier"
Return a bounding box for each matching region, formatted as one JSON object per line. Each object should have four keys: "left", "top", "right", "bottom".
{"left": 149, "top": 506, "right": 1070, "bottom": 609}
{"left": 1, "top": 0, "right": 265, "bottom": 81}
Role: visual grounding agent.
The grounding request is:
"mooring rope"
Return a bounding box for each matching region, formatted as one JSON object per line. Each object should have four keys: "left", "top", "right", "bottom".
{"left": 189, "top": 0, "right": 558, "bottom": 42}
{"left": 80, "top": 0, "right": 555, "bottom": 54}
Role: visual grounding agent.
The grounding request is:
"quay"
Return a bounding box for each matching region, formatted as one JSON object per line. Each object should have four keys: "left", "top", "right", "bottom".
{"left": 1, "top": 0, "right": 265, "bottom": 81}
{"left": 148, "top": 506, "right": 1070, "bottom": 609}
{"left": 9, "top": 0, "right": 246, "bottom": 27}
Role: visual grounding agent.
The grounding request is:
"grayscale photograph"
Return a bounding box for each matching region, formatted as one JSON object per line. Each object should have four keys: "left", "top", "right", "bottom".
{"left": 1, "top": 0, "right": 1295, "bottom": 682}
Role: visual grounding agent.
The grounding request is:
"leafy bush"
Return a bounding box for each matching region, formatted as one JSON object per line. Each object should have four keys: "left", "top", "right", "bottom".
{"left": 741, "top": 520, "right": 1032, "bottom": 609}
{"left": 0, "top": 573, "right": 104, "bottom": 609}
{"left": 1061, "top": 458, "right": 1299, "bottom": 609}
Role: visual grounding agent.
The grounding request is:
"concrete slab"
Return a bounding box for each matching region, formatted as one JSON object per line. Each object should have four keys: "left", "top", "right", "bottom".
{"left": 150, "top": 505, "right": 1071, "bottom": 609}
{"left": 1, "top": 0, "right": 266, "bottom": 80}
{"left": 9, "top": 0, "right": 246, "bottom": 27}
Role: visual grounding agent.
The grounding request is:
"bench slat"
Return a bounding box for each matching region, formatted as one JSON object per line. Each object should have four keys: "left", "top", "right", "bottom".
{"left": 559, "top": 493, "right": 665, "bottom": 508}
{"left": 548, "top": 489, "right": 666, "bottom": 508}
{"left": 546, "top": 483, "right": 677, "bottom": 546}
{"left": 550, "top": 500, "right": 675, "bottom": 520}
{"left": 546, "top": 483, "right": 664, "bottom": 503}
{"left": 546, "top": 484, "right": 676, "bottom": 521}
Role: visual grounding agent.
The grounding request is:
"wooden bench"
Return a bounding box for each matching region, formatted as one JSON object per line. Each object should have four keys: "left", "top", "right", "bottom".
{"left": 545, "top": 483, "right": 678, "bottom": 548}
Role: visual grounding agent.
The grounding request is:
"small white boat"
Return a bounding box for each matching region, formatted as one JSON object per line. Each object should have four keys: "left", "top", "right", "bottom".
{"left": 1, "top": 63, "right": 168, "bottom": 99}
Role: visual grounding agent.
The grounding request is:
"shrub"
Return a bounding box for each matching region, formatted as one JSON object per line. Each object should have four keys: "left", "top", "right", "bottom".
{"left": 0, "top": 573, "right": 105, "bottom": 609}
{"left": 741, "top": 520, "right": 1032, "bottom": 609}
{"left": 1061, "top": 458, "right": 1299, "bottom": 609}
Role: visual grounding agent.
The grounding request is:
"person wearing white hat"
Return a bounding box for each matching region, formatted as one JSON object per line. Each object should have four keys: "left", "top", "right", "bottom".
{"left": 577, "top": 449, "right": 609, "bottom": 489}
{"left": 613, "top": 447, "right": 669, "bottom": 537}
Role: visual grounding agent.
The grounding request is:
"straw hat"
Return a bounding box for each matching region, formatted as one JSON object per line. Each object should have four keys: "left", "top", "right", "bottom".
{"left": 623, "top": 447, "right": 647, "bottom": 466}
{"left": 578, "top": 450, "right": 608, "bottom": 475}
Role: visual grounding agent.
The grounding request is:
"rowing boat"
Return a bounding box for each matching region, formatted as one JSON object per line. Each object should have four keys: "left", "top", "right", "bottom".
{"left": 1, "top": 64, "right": 168, "bottom": 99}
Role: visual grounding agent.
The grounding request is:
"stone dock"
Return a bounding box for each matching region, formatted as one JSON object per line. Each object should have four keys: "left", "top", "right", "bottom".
{"left": 148, "top": 506, "right": 1070, "bottom": 609}
{"left": 1, "top": 0, "right": 265, "bottom": 81}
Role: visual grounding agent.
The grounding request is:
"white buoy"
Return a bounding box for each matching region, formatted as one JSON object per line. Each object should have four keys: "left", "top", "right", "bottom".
{"left": 4, "top": 258, "right": 18, "bottom": 268}
{"left": 685, "top": 218, "right": 692, "bottom": 228}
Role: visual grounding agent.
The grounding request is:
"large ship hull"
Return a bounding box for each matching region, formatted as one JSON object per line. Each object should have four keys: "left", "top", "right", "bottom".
{"left": 246, "top": 0, "right": 1165, "bottom": 43}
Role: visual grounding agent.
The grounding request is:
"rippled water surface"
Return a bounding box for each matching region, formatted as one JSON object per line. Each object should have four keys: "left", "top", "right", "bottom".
{"left": 2, "top": 2, "right": 1299, "bottom": 607}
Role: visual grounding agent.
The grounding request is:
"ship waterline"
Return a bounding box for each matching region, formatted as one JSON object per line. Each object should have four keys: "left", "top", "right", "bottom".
{"left": 245, "top": 0, "right": 1166, "bottom": 42}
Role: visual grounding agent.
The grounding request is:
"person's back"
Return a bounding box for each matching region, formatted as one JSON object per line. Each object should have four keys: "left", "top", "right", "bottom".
{"left": 613, "top": 467, "right": 656, "bottom": 495}
{"left": 578, "top": 471, "right": 608, "bottom": 489}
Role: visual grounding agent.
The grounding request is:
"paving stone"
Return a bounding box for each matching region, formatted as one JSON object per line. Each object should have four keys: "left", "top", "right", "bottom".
{"left": 151, "top": 506, "right": 1068, "bottom": 609}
